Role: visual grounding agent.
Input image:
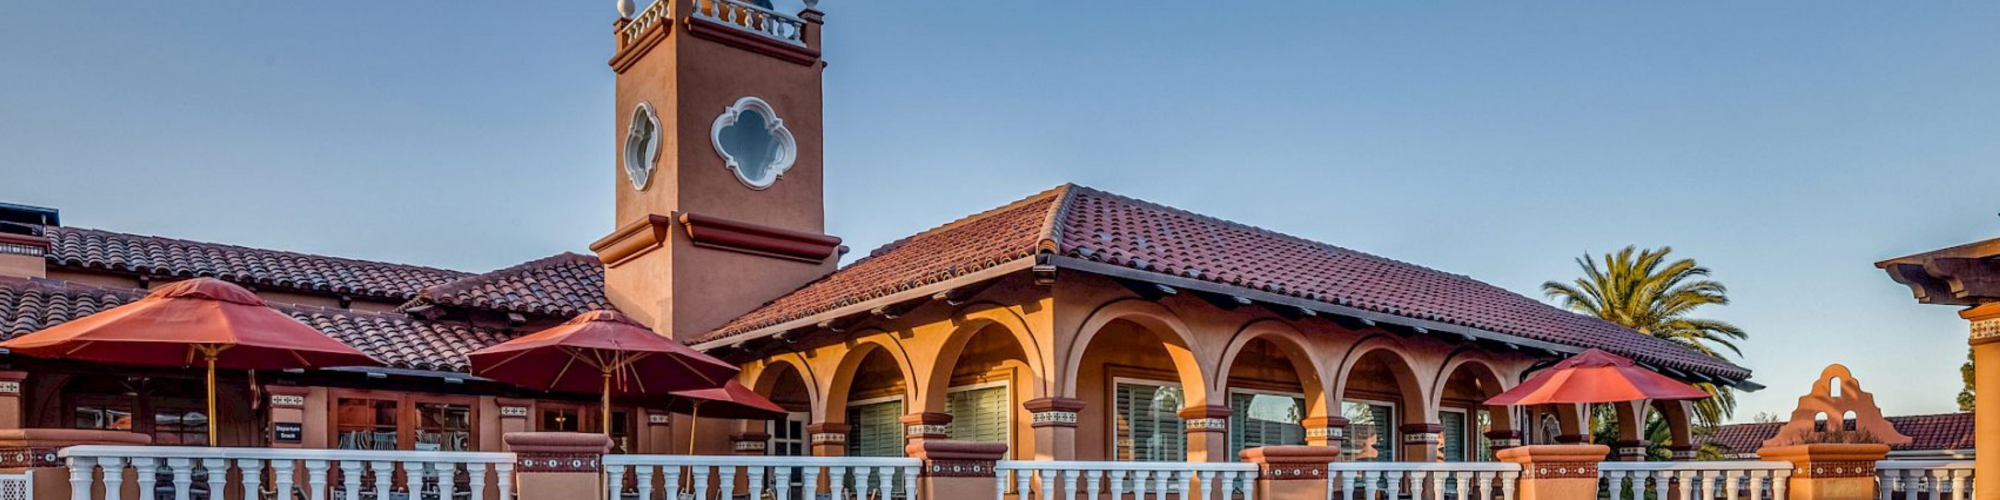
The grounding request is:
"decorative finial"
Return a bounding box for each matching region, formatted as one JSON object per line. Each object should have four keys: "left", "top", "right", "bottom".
{"left": 804, "top": 0, "right": 819, "bottom": 9}
{"left": 617, "top": 0, "right": 636, "bottom": 18}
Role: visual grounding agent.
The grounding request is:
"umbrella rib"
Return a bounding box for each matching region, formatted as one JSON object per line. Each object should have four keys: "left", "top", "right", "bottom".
{"left": 61, "top": 341, "right": 95, "bottom": 358}
{"left": 480, "top": 349, "right": 536, "bottom": 373}
{"left": 547, "top": 355, "right": 580, "bottom": 392}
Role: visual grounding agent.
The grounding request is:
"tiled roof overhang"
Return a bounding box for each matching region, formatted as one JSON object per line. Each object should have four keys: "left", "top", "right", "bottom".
{"left": 45, "top": 227, "right": 470, "bottom": 301}
{"left": 1878, "top": 237, "right": 2000, "bottom": 306}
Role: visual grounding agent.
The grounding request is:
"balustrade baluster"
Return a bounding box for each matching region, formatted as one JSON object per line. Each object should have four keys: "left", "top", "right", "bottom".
{"left": 496, "top": 462, "right": 515, "bottom": 500}
{"left": 904, "top": 466, "right": 919, "bottom": 500}
{"left": 238, "top": 459, "right": 264, "bottom": 500}
{"left": 775, "top": 467, "right": 794, "bottom": 500}
{"left": 1452, "top": 471, "right": 1469, "bottom": 500}
{"left": 271, "top": 460, "right": 296, "bottom": 500}
{"left": 199, "top": 459, "right": 226, "bottom": 500}
{"left": 1153, "top": 469, "right": 1170, "bottom": 500}
{"left": 404, "top": 462, "right": 426, "bottom": 500}
{"left": 97, "top": 457, "right": 123, "bottom": 500}
{"left": 1238, "top": 470, "right": 1255, "bottom": 500}
{"left": 748, "top": 464, "right": 767, "bottom": 500}
{"left": 437, "top": 463, "right": 458, "bottom": 500}
{"left": 1950, "top": 469, "right": 1970, "bottom": 500}
{"left": 1064, "top": 469, "right": 1079, "bottom": 500}
{"left": 606, "top": 464, "right": 628, "bottom": 500}
{"left": 167, "top": 458, "right": 195, "bottom": 500}
{"left": 1747, "top": 470, "right": 1765, "bottom": 500}
{"left": 799, "top": 467, "right": 818, "bottom": 500}
{"left": 368, "top": 461, "right": 393, "bottom": 500}
{"left": 719, "top": 466, "right": 738, "bottom": 500}
{"left": 1085, "top": 470, "right": 1103, "bottom": 500}
{"left": 1500, "top": 470, "right": 1518, "bottom": 500}
{"left": 468, "top": 463, "right": 489, "bottom": 500}
{"left": 693, "top": 465, "right": 712, "bottom": 500}
{"left": 1108, "top": 470, "right": 1126, "bottom": 500}
{"left": 1382, "top": 471, "right": 1402, "bottom": 500}
{"left": 340, "top": 461, "right": 363, "bottom": 500}
{"left": 1175, "top": 470, "right": 1192, "bottom": 500}
{"left": 1606, "top": 470, "right": 1626, "bottom": 500}
{"left": 65, "top": 457, "right": 94, "bottom": 500}
{"left": 827, "top": 466, "right": 845, "bottom": 500}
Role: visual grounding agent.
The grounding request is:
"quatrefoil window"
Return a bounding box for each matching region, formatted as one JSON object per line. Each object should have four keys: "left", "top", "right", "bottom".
{"left": 623, "top": 102, "right": 662, "bottom": 191}
{"left": 711, "top": 97, "right": 797, "bottom": 190}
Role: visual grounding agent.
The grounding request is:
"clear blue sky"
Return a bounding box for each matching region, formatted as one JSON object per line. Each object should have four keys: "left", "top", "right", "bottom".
{"left": 2, "top": 1, "right": 1996, "bottom": 423}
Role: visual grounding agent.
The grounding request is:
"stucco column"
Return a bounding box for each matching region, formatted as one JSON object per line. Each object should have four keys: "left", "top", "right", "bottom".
{"left": 266, "top": 385, "right": 311, "bottom": 448}
{"left": 902, "top": 412, "right": 953, "bottom": 449}
{"left": 1398, "top": 423, "right": 1443, "bottom": 462}
{"left": 1301, "top": 416, "right": 1347, "bottom": 450}
{"left": 1964, "top": 303, "right": 2000, "bottom": 498}
{"left": 907, "top": 441, "right": 1008, "bottom": 500}
{"left": 505, "top": 432, "right": 611, "bottom": 500}
{"left": 1179, "top": 405, "right": 1231, "bottom": 463}
{"left": 808, "top": 423, "right": 850, "bottom": 456}
{"left": 1241, "top": 446, "right": 1343, "bottom": 500}
{"left": 1496, "top": 444, "right": 1609, "bottom": 500}
{"left": 1023, "top": 398, "right": 1083, "bottom": 461}
{"left": 642, "top": 410, "right": 673, "bottom": 454}
{"left": 0, "top": 371, "right": 24, "bottom": 430}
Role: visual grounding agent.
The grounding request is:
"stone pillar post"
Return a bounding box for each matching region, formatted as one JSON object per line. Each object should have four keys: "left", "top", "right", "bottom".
{"left": 1240, "top": 446, "right": 1342, "bottom": 500}
{"left": 1301, "top": 416, "right": 1347, "bottom": 449}
{"left": 731, "top": 432, "right": 771, "bottom": 455}
{"left": 0, "top": 371, "right": 25, "bottom": 430}
{"left": 266, "top": 386, "right": 310, "bottom": 449}
{"left": 1398, "top": 423, "right": 1443, "bottom": 462}
{"left": 1964, "top": 304, "right": 2000, "bottom": 497}
{"left": 1178, "top": 405, "right": 1231, "bottom": 463}
{"left": 907, "top": 441, "right": 1007, "bottom": 500}
{"left": 505, "top": 432, "right": 612, "bottom": 500}
{"left": 1496, "top": 444, "right": 1610, "bottom": 500}
{"left": 1023, "top": 398, "right": 1082, "bottom": 461}
{"left": 808, "top": 423, "right": 849, "bottom": 456}
{"left": 0, "top": 429, "right": 151, "bottom": 500}
{"left": 1758, "top": 444, "right": 1890, "bottom": 500}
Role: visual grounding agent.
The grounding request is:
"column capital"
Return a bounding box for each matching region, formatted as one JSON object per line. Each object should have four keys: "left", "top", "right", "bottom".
{"left": 902, "top": 412, "right": 952, "bottom": 439}
{"left": 1612, "top": 440, "right": 1652, "bottom": 461}
{"left": 1024, "top": 397, "right": 1084, "bottom": 428}
{"left": 1667, "top": 444, "right": 1697, "bottom": 461}
{"left": 1398, "top": 423, "right": 1444, "bottom": 445}
{"left": 1179, "top": 405, "right": 1231, "bottom": 434}
{"left": 0, "top": 371, "right": 26, "bottom": 396}
{"left": 808, "top": 422, "right": 851, "bottom": 445}
{"left": 1485, "top": 430, "right": 1524, "bottom": 450}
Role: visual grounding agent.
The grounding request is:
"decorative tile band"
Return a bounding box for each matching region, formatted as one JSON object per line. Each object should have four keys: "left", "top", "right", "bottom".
{"left": 1031, "top": 411, "right": 1078, "bottom": 426}
{"left": 923, "top": 460, "right": 997, "bottom": 477}
{"left": 1401, "top": 432, "right": 1442, "bottom": 445}
{"left": 1671, "top": 449, "right": 1697, "bottom": 460}
{"left": 515, "top": 453, "right": 602, "bottom": 473}
{"left": 269, "top": 394, "right": 306, "bottom": 408}
{"left": 1261, "top": 464, "right": 1328, "bottom": 480}
{"left": 1489, "top": 438, "right": 1523, "bottom": 448}
{"left": 1974, "top": 318, "right": 2000, "bottom": 341}
{"left": 0, "top": 447, "right": 60, "bottom": 468}
{"left": 905, "top": 424, "right": 948, "bottom": 437}
{"left": 1794, "top": 461, "right": 1876, "bottom": 479}
{"left": 0, "top": 381, "right": 21, "bottom": 396}
{"left": 733, "top": 440, "right": 768, "bottom": 453}
{"left": 811, "top": 433, "right": 847, "bottom": 445}
{"left": 498, "top": 406, "right": 530, "bottom": 418}
{"left": 1185, "top": 418, "right": 1227, "bottom": 432}
{"left": 1305, "top": 427, "right": 1345, "bottom": 440}
{"left": 649, "top": 413, "right": 672, "bottom": 425}
{"left": 1522, "top": 462, "right": 1599, "bottom": 479}
{"left": 1617, "top": 447, "right": 1650, "bottom": 457}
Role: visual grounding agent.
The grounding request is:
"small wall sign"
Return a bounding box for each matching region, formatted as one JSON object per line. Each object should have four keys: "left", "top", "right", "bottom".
{"left": 273, "top": 422, "right": 303, "bottom": 444}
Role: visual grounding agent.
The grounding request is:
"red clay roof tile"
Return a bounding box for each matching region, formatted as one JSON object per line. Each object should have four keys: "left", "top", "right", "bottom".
{"left": 409, "top": 253, "right": 610, "bottom": 317}
{"left": 1703, "top": 413, "right": 1975, "bottom": 454}
{"left": 45, "top": 227, "right": 470, "bottom": 301}
{"left": 699, "top": 184, "right": 1750, "bottom": 380}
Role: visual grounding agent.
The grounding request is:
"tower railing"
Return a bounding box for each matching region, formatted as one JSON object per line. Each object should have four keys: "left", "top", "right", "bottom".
{"left": 619, "top": 0, "right": 676, "bottom": 49}
{"left": 690, "top": 0, "right": 807, "bottom": 47}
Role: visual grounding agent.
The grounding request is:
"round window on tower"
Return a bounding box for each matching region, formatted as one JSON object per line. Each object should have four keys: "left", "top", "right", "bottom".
{"left": 711, "top": 97, "right": 797, "bottom": 190}
{"left": 623, "top": 102, "right": 662, "bottom": 191}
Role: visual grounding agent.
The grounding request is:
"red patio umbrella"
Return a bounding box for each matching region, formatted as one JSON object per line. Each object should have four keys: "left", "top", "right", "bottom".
{"left": 663, "top": 379, "right": 786, "bottom": 453}
{"left": 1484, "top": 348, "right": 1711, "bottom": 406}
{"left": 0, "top": 278, "right": 381, "bottom": 445}
{"left": 467, "top": 310, "right": 739, "bottom": 436}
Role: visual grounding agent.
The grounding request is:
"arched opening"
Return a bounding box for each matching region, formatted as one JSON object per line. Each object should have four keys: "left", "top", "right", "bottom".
{"left": 826, "top": 343, "right": 913, "bottom": 457}
{"left": 1070, "top": 317, "right": 1209, "bottom": 461}
{"left": 1436, "top": 359, "right": 1510, "bottom": 462}
{"left": 1338, "top": 347, "right": 1430, "bottom": 462}
{"left": 926, "top": 321, "right": 1038, "bottom": 458}
{"left": 750, "top": 361, "right": 815, "bottom": 456}
{"left": 1220, "top": 336, "right": 1319, "bottom": 460}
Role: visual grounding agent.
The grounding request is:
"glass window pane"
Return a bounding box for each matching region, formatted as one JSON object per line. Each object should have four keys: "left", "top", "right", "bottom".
{"left": 1441, "top": 411, "right": 1467, "bottom": 462}
{"left": 416, "top": 402, "right": 472, "bottom": 451}
{"left": 336, "top": 399, "right": 399, "bottom": 450}
{"left": 1228, "top": 392, "right": 1305, "bottom": 460}
{"left": 1114, "top": 382, "right": 1184, "bottom": 462}
{"left": 1341, "top": 401, "right": 1396, "bottom": 461}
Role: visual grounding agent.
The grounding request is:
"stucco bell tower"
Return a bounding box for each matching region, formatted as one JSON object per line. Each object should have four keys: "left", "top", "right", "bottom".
{"left": 591, "top": 0, "right": 840, "bottom": 339}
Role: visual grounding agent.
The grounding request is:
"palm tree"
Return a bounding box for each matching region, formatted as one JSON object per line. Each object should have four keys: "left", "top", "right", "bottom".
{"left": 1543, "top": 246, "right": 1747, "bottom": 430}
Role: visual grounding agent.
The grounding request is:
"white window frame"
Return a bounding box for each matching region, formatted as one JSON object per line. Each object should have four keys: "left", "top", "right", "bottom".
{"left": 1226, "top": 388, "right": 1308, "bottom": 461}
{"left": 944, "top": 381, "right": 1013, "bottom": 447}
{"left": 1110, "top": 377, "right": 1186, "bottom": 462}
{"left": 766, "top": 411, "right": 810, "bottom": 457}
{"left": 1340, "top": 398, "right": 1399, "bottom": 461}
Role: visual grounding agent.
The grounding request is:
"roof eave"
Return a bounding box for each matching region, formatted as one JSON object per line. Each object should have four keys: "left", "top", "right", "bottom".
{"left": 690, "top": 257, "right": 1039, "bottom": 350}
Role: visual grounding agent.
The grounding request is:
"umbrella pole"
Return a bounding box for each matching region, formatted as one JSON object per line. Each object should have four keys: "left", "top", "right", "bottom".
{"left": 687, "top": 402, "right": 701, "bottom": 455}
{"left": 602, "top": 370, "right": 614, "bottom": 437}
{"left": 204, "top": 348, "right": 218, "bottom": 447}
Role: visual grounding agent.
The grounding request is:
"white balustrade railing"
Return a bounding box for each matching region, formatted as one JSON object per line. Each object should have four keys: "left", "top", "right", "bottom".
{"left": 619, "top": 0, "right": 675, "bottom": 48}
{"left": 1328, "top": 462, "right": 1520, "bottom": 500}
{"left": 603, "top": 455, "right": 921, "bottom": 500}
{"left": 994, "top": 461, "right": 1256, "bottom": 500}
{"left": 60, "top": 446, "right": 515, "bottom": 500}
{"left": 691, "top": 0, "right": 807, "bottom": 47}
{"left": 1598, "top": 461, "right": 1791, "bottom": 500}
{"left": 1877, "top": 460, "right": 1974, "bottom": 500}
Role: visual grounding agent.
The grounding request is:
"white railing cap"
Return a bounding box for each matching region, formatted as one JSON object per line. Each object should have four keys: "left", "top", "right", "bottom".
{"left": 1325, "top": 462, "right": 1522, "bottom": 472}
{"left": 59, "top": 445, "right": 515, "bottom": 464}
{"left": 1876, "top": 460, "right": 1977, "bottom": 470}
{"left": 1598, "top": 461, "right": 1792, "bottom": 472}
{"left": 993, "top": 460, "right": 1258, "bottom": 472}
{"left": 604, "top": 455, "right": 920, "bottom": 468}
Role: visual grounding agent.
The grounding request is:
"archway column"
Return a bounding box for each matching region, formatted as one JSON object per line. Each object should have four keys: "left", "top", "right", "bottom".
{"left": 1180, "top": 405, "right": 1232, "bottom": 462}
{"left": 1612, "top": 400, "right": 1653, "bottom": 461}
{"left": 1398, "top": 422, "right": 1444, "bottom": 462}
{"left": 1550, "top": 404, "right": 1589, "bottom": 444}
{"left": 808, "top": 422, "right": 850, "bottom": 456}
{"left": 1302, "top": 415, "right": 1348, "bottom": 450}
{"left": 1655, "top": 400, "right": 1697, "bottom": 461}
{"left": 1024, "top": 397, "right": 1084, "bottom": 460}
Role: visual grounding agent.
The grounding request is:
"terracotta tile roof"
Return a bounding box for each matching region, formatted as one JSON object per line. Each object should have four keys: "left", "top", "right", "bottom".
{"left": 45, "top": 227, "right": 471, "bottom": 301}
{"left": 407, "top": 253, "right": 610, "bottom": 317}
{"left": 1703, "top": 413, "right": 1976, "bottom": 455}
{"left": 699, "top": 184, "right": 1750, "bottom": 380}
{"left": 0, "top": 276, "right": 512, "bottom": 373}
